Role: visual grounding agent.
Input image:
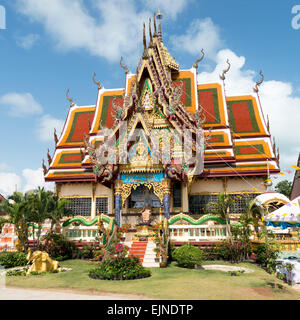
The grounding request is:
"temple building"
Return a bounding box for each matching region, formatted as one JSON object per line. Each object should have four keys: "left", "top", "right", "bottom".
{"left": 291, "top": 153, "right": 300, "bottom": 200}
{"left": 44, "top": 12, "right": 280, "bottom": 230}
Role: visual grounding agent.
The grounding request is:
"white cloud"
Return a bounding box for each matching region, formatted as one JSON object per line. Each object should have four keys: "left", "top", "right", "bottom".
{"left": 22, "top": 168, "right": 54, "bottom": 193}
{"left": 0, "top": 167, "right": 55, "bottom": 197}
{"left": 144, "top": 0, "right": 189, "bottom": 19}
{"left": 170, "top": 18, "right": 224, "bottom": 60}
{"left": 16, "top": 33, "right": 40, "bottom": 49}
{"left": 0, "top": 163, "right": 13, "bottom": 172}
{"left": 15, "top": 0, "right": 153, "bottom": 65}
{"left": 198, "top": 49, "right": 300, "bottom": 181}
{"left": 36, "top": 114, "right": 64, "bottom": 142}
{"left": 0, "top": 172, "right": 22, "bottom": 197}
{"left": 0, "top": 92, "right": 43, "bottom": 117}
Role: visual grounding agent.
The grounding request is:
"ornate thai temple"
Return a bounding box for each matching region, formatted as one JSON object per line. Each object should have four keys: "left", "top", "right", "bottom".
{"left": 291, "top": 153, "right": 300, "bottom": 200}
{"left": 43, "top": 11, "right": 280, "bottom": 250}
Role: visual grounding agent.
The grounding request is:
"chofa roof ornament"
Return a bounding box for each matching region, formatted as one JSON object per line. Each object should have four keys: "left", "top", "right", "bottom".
{"left": 253, "top": 70, "right": 264, "bottom": 93}
{"left": 66, "top": 89, "right": 75, "bottom": 107}
{"left": 219, "top": 59, "right": 231, "bottom": 81}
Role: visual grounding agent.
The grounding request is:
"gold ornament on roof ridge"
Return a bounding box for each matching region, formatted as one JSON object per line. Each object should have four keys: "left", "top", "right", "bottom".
{"left": 120, "top": 56, "right": 130, "bottom": 75}
{"left": 93, "top": 72, "right": 103, "bottom": 90}
{"left": 66, "top": 89, "right": 75, "bottom": 107}
{"left": 193, "top": 49, "right": 205, "bottom": 69}
{"left": 219, "top": 59, "right": 231, "bottom": 81}
{"left": 253, "top": 70, "right": 264, "bottom": 93}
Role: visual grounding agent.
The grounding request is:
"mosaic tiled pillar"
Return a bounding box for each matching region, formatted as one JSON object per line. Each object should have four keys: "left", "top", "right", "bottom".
{"left": 162, "top": 178, "right": 171, "bottom": 219}
{"left": 114, "top": 180, "right": 123, "bottom": 227}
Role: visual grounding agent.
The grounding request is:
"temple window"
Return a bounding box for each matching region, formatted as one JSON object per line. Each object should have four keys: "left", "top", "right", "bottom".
{"left": 229, "top": 193, "right": 259, "bottom": 214}
{"left": 64, "top": 197, "right": 92, "bottom": 217}
{"left": 96, "top": 197, "right": 108, "bottom": 215}
{"left": 128, "top": 185, "right": 161, "bottom": 209}
{"left": 189, "top": 194, "right": 219, "bottom": 214}
{"left": 172, "top": 182, "right": 182, "bottom": 208}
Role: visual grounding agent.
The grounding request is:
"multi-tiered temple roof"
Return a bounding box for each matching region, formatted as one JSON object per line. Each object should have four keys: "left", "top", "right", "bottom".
{"left": 44, "top": 15, "right": 280, "bottom": 184}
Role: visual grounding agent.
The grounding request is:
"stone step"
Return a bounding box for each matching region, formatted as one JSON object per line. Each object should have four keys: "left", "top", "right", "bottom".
{"left": 143, "top": 262, "right": 160, "bottom": 267}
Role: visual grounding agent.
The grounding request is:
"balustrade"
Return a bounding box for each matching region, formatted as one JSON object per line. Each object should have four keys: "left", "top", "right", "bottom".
{"left": 169, "top": 224, "right": 227, "bottom": 242}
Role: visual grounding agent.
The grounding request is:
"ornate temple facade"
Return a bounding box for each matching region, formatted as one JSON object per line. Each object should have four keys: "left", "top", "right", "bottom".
{"left": 291, "top": 153, "right": 300, "bottom": 200}
{"left": 44, "top": 13, "right": 280, "bottom": 232}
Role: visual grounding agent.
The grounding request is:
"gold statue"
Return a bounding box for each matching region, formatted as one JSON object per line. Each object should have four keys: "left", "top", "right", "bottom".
{"left": 141, "top": 202, "right": 152, "bottom": 224}
{"left": 26, "top": 248, "right": 59, "bottom": 276}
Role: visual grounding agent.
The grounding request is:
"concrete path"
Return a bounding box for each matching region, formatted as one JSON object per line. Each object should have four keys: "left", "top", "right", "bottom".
{"left": 0, "top": 286, "right": 149, "bottom": 300}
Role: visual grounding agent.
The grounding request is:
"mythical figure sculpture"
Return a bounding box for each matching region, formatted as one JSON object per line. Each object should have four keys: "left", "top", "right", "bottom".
{"left": 141, "top": 202, "right": 152, "bottom": 225}
{"left": 97, "top": 214, "right": 118, "bottom": 261}
{"left": 26, "top": 248, "right": 59, "bottom": 276}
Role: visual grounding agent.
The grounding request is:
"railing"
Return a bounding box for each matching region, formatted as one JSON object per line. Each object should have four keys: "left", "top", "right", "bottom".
{"left": 63, "top": 226, "right": 99, "bottom": 242}
{"left": 169, "top": 225, "right": 228, "bottom": 242}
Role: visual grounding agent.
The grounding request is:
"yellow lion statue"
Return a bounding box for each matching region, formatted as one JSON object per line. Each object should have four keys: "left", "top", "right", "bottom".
{"left": 26, "top": 248, "right": 59, "bottom": 276}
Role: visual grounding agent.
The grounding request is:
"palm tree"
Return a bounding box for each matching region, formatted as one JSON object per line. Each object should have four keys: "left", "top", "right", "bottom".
{"left": 26, "top": 187, "right": 54, "bottom": 249}
{"left": 206, "top": 193, "right": 234, "bottom": 243}
{"left": 46, "top": 195, "right": 72, "bottom": 234}
{"left": 0, "top": 192, "right": 31, "bottom": 251}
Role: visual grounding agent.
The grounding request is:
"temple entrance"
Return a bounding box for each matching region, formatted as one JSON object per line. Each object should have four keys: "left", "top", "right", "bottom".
{"left": 128, "top": 185, "right": 162, "bottom": 209}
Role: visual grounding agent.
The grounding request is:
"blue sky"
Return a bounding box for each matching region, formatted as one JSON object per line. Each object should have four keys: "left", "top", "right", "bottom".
{"left": 0, "top": 0, "right": 299, "bottom": 196}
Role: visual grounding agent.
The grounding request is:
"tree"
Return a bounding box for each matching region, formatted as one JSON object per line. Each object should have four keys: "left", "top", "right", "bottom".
{"left": 0, "top": 192, "right": 31, "bottom": 251}
{"left": 46, "top": 196, "right": 72, "bottom": 238}
{"left": 26, "top": 187, "right": 55, "bottom": 250}
{"left": 206, "top": 193, "right": 234, "bottom": 243}
{"left": 274, "top": 180, "right": 292, "bottom": 198}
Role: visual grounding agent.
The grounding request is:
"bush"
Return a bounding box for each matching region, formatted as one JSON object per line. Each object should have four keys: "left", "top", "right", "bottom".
{"left": 203, "top": 244, "right": 219, "bottom": 261}
{"left": 41, "top": 233, "right": 79, "bottom": 261}
{"left": 0, "top": 252, "right": 27, "bottom": 269}
{"left": 173, "top": 244, "right": 204, "bottom": 268}
{"left": 79, "top": 245, "right": 95, "bottom": 260}
{"left": 256, "top": 243, "right": 279, "bottom": 273}
{"left": 89, "top": 256, "right": 151, "bottom": 280}
{"left": 217, "top": 240, "right": 251, "bottom": 263}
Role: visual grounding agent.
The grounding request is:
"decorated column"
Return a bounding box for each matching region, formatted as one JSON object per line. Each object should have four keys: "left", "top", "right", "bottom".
{"left": 162, "top": 178, "right": 171, "bottom": 219}
{"left": 114, "top": 180, "right": 123, "bottom": 227}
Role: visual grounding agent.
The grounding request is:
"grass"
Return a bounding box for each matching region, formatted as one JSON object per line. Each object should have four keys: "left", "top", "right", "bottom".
{"left": 5, "top": 259, "right": 300, "bottom": 300}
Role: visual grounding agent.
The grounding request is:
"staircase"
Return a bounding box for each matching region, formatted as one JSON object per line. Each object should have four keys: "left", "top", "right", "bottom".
{"left": 127, "top": 241, "right": 160, "bottom": 268}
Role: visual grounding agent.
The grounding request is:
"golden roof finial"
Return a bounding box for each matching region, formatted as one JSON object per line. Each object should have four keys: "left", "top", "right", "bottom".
{"left": 143, "top": 22, "right": 147, "bottom": 50}
{"left": 253, "top": 70, "right": 264, "bottom": 93}
{"left": 120, "top": 56, "right": 130, "bottom": 74}
{"left": 149, "top": 17, "right": 153, "bottom": 46}
{"left": 93, "top": 72, "right": 103, "bottom": 90}
{"left": 219, "top": 59, "right": 231, "bottom": 81}
{"left": 66, "top": 89, "right": 75, "bottom": 107}
{"left": 193, "top": 49, "right": 205, "bottom": 69}
{"left": 157, "top": 9, "right": 163, "bottom": 40}
{"left": 142, "top": 22, "right": 148, "bottom": 59}
{"left": 153, "top": 12, "right": 157, "bottom": 36}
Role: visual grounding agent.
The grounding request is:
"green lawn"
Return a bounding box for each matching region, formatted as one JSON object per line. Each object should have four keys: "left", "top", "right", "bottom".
{"left": 5, "top": 260, "right": 300, "bottom": 300}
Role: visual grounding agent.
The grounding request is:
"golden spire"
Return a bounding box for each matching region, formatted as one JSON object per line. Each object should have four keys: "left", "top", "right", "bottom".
{"left": 143, "top": 22, "right": 147, "bottom": 50}
{"left": 157, "top": 9, "right": 163, "bottom": 40}
{"left": 149, "top": 17, "right": 153, "bottom": 47}
{"left": 153, "top": 12, "right": 157, "bottom": 36}
{"left": 142, "top": 22, "right": 148, "bottom": 59}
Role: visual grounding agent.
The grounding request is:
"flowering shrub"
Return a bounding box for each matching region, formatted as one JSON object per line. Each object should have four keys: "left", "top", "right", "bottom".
{"left": 112, "top": 243, "right": 129, "bottom": 258}
{"left": 118, "top": 224, "right": 131, "bottom": 234}
{"left": 40, "top": 233, "right": 79, "bottom": 261}
{"left": 89, "top": 255, "right": 151, "bottom": 280}
{"left": 217, "top": 240, "right": 251, "bottom": 263}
